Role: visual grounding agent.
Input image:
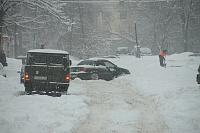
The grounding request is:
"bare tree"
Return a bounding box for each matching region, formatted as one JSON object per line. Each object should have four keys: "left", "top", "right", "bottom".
{"left": 179, "top": 0, "right": 193, "bottom": 52}
{"left": 62, "top": 2, "right": 111, "bottom": 59}
{"left": 0, "top": 0, "right": 71, "bottom": 55}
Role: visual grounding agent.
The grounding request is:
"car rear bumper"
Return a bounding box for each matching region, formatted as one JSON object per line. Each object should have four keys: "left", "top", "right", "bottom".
{"left": 25, "top": 81, "right": 69, "bottom": 92}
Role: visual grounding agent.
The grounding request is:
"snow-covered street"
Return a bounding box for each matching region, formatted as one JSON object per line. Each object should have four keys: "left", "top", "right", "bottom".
{"left": 0, "top": 52, "right": 200, "bottom": 133}
{"left": 76, "top": 79, "right": 166, "bottom": 133}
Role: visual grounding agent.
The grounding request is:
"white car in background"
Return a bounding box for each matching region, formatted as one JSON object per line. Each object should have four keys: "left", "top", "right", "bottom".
{"left": 0, "top": 63, "right": 6, "bottom": 77}
{"left": 132, "top": 46, "right": 152, "bottom": 56}
{"left": 116, "top": 47, "right": 130, "bottom": 55}
{"left": 140, "top": 47, "right": 152, "bottom": 56}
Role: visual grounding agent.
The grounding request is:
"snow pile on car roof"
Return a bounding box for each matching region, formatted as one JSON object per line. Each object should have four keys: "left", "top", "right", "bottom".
{"left": 28, "top": 49, "right": 69, "bottom": 54}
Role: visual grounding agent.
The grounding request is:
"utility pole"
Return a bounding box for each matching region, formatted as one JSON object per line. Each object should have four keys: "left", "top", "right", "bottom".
{"left": 0, "top": 0, "right": 3, "bottom": 51}
{"left": 14, "top": 24, "right": 18, "bottom": 58}
{"left": 0, "top": 27, "right": 2, "bottom": 50}
{"left": 135, "top": 22, "right": 140, "bottom": 58}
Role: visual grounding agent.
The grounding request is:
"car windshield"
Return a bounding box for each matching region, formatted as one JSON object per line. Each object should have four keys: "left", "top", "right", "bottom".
{"left": 78, "top": 60, "right": 95, "bottom": 65}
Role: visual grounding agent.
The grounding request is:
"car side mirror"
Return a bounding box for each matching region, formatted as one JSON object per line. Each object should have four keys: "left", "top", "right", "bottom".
{"left": 70, "top": 60, "right": 72, "bottom": 66}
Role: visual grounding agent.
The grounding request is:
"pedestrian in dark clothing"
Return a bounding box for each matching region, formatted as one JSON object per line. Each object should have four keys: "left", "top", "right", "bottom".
{"left": 0, "top": 50, "right": 7, "bottom": 66}
{"left": 197, "top": 65, "right": 200, "bottom": 84}
{"left": 158, "top": 50, "right": 167, "bottom": 67}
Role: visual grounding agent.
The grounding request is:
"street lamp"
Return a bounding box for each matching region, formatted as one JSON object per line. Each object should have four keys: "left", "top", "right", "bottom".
{"left": 135, "top": 21, "right": 141, "bottom": 58}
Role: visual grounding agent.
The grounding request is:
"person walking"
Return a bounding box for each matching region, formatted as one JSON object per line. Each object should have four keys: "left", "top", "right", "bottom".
{"left": 0, "top": 50, "right": 7, "bottom": 66}
{"left": 197, "top": 65, "right": 200, "bottom": 84}
{"left": 158, "top": 50, "right": 167, "bottom": 67}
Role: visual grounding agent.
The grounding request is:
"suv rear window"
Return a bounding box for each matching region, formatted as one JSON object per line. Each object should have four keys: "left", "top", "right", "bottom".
{"left": 50, "top": 55, "right": 63, "bottom": 65}
{"left": 33, "top": 55, "right": 46, "bottom": 64}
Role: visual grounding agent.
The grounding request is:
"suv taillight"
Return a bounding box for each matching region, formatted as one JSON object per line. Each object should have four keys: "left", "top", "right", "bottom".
{"left": 66, "top": 74, "right": 70, "bottom": 82}
{"left": 25, "top": 73, "right": 30, "bottom": 81}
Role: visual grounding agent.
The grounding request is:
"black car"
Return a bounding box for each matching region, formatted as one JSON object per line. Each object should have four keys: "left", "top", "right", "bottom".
{"left": 71, "top": 59, "right": 130, "bottom": 81}
{"left": 17, "top": 56, "right": 27, "bottom": 84}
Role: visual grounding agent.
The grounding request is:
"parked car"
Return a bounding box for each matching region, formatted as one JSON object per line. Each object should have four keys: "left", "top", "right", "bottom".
{"left": 24, "top": 49, "right": 71, "bottom": 94}
{"left": 0, "top": 63, "right": 6, "bottom": 77}
{"left": 71, "top": 59, "right": 130, "bottom": 81}
{"left": 17, "top": 56, "right": 27, "bottom": 84}
{"left": 17, "top": 56, "right": 27, "bottom": 64}
{"left": 116, "top": 47, "right": 130, "bottom": 55}
{"left": 131, "top": 47, "right": 152, "bottom": 56}
{"left": 18, "top": 65, "right": 25, "bottom": 84}
{"left": 140, "top": 48, "right": 152, "bottom": 56}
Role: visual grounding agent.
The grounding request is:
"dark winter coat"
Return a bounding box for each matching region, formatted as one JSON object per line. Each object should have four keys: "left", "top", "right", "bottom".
{"left": 0, "top": 51, "right": 6, "bottom": 66}
{"left": 198, "top": 65, "right": 200, "bottom": 73}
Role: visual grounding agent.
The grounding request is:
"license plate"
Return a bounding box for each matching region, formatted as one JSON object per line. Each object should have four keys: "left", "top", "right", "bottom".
{"left": 34, "top": 76, "right": 47, "bottom": 80}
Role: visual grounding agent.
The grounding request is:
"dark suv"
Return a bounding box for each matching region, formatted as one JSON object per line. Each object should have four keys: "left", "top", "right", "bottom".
{"left": 24, "top": 49, "right": 71, "bottom": 94}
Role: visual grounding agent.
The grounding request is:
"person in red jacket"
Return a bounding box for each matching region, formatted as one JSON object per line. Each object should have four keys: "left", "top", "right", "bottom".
{"left": 159, "top": 50, "right": 167, "bottom": 67}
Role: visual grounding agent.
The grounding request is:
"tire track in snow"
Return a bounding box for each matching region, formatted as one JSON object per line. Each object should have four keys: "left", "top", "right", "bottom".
{"left": 75, "top": 80, "right": 167, "bottom": 133}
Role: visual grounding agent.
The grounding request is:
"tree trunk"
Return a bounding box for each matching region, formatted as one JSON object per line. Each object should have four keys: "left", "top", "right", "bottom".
{"left": 180, "top": 0, "right": 193, "bottom": 52}
{"left": 153, "top": 21, "right": 160, "bottom": 51}
{"left": 0, "top": 7, "right": 4, "bottom": 50}
{"left": 78, "top": 4, "right": 85, "bottom": 37}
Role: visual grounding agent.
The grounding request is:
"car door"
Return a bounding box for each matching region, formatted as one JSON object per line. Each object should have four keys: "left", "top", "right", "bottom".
{"left": 48, "top": 55, "right": 66, "bottom": 83}
{"left": 95, "top": 60, "right": 110, "bottom": 80}
{"left": 102, "top": 60, "right": 117, "bottom": 80}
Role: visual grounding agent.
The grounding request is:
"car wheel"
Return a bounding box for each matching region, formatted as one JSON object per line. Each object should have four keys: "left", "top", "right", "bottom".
{"left": 25, "top": 88, "right": 32, "bottom": 95}
{"left": 91, "top": 73, "right": 99, "bottom": 80}
{"left": 61, "top": 87, "right": 68, "bottom": 95}
{"left": 120, "top": 72, "right": 126, "bottom": 76}
{"left": 62, "top": 90, "right": 68, "bottom": 95}
{"left": 25, "top": 84, "right": 33, "bottom": 94}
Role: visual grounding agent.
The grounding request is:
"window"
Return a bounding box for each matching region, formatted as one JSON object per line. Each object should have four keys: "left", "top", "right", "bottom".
{"left": 33, "top": 55, "right": 46, "bottom": 64}
{"left": 50, "top": 55, "right": 63, "bottom": 65}
{"left": 78, "top": 60, "right": 95, "bottom": 66}
{"left": 119, "top": 0, "right": 124, "bottom": 6}
{"left": 96, "top": 61, "right": 106, "bottom": 66}
{"left": 102, "top": 12, "right": 110, "bottom": 22}
{"left": 104, "top": 61, "right": 115, "bottom": 67}
{"left": 120, "top": 12, "right": 127, "bottom": 20}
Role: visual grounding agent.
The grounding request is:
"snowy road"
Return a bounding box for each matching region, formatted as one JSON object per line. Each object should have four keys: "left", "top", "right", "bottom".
{"left": 1, "top": 53, "right": 200, "bottom": 133}
{"left": 76, "top": 79, "right": 167, "bottom": 133}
